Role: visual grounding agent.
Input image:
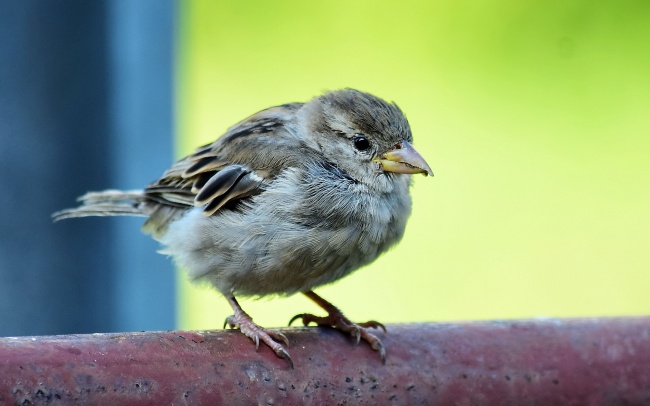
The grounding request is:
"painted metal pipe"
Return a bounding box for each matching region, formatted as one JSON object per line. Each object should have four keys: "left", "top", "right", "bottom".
{"left": 2, "top": 318, "right": 649, "bottom": 404}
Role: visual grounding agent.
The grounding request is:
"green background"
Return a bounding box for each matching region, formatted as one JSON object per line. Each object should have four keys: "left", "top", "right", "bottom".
{"left": 175, "top": 1, "right": 650, "bottom": 329}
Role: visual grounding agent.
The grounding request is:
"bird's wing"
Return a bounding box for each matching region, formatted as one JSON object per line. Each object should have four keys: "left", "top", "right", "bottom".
{"left": 142, "top": 102, "right": 305, "bottom": 236}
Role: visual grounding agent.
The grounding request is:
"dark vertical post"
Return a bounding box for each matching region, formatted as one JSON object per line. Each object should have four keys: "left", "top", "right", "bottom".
{"left": 0, "top": 0, "right": 175, "bottom": 336}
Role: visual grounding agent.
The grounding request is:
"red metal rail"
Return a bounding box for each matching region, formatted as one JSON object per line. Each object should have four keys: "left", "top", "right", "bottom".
{"left": 2, "top": 318, "right": 649, "bottom": 404}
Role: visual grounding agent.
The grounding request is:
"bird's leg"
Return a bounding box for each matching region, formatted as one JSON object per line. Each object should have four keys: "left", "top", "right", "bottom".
{"left": 289, "top": 290, "right": 387, "bottom": 362}
{"left": 224, "top": 295, "right": 293, "bottom": 368}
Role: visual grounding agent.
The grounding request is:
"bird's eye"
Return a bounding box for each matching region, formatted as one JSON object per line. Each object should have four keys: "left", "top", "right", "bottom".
{"left": 353, "top": 135, "right": 370, "bottom": 151}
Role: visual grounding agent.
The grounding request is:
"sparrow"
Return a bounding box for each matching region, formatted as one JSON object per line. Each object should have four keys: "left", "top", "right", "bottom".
{"left": 53, "top": 88, "right": 433, "bottom": 368}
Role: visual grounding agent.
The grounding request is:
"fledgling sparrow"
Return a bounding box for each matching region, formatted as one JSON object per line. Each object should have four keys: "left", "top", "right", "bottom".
{"left": 54, "top": 88, "right": 433, "bottom": 368}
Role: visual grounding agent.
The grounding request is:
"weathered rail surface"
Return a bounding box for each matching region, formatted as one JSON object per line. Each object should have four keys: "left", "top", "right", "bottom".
{"left": 2, "top": 318, "right": 650, "bottom": 405}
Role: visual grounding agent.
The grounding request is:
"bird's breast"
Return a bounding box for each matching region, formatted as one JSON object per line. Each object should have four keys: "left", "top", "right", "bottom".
{"left": 162, "top": 168, "right": 413, "bottom": 297}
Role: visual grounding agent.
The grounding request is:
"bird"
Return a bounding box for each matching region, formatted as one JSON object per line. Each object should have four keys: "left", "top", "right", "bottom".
{"left": 53, "top": 88, "right": 433, "bottom": 368}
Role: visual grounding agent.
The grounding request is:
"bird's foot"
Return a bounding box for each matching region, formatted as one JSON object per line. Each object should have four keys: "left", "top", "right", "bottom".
{"left": 225, "top": 297, "right": 293, "bottom": 368}
{"left": 289, "top": 293, "right": 387, "bottom": 363}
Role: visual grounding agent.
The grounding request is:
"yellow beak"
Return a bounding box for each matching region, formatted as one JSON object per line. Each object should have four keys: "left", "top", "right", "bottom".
{"left": 373, "top": 140, "right": 433, "bottom": 176}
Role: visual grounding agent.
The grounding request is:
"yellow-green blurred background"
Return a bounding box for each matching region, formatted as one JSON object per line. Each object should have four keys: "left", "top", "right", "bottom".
{"left": 176, "top": 1, "right": 650, "bottom": 329}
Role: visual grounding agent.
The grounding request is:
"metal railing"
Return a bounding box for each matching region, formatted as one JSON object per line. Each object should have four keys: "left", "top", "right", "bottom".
{"left": 2, "top": 317, "right": 649, "bottom": 404}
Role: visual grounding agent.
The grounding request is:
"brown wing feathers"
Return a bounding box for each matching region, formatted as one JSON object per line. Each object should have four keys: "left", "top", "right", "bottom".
{"left": 199, "top": 168, "right": 261, "bottom": 216}
{"left": 143, "top": 103, "right": 301, "bottom": 216}
{"left": 145, "top": 147, "right": 264, "bottom": 217}
{"left": 56, "top": 103, "right": 297, "bottom": 232}
{"left": 183, "top": 156, "right": 229, "bottom": 178}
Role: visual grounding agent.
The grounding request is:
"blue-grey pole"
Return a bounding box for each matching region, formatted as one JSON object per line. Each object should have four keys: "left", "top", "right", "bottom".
{"left": 0, "top": 0, "right": 175, "bottom": 336}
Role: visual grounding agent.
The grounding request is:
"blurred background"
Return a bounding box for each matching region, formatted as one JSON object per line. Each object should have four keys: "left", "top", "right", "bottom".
{"left": 1, "top": 1, "right": 648, "bottom": 336}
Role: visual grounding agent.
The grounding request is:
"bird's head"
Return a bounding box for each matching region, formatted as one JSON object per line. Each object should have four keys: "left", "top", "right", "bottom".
{"left": 300, "top": 88, "right": 432, "bottom": 191}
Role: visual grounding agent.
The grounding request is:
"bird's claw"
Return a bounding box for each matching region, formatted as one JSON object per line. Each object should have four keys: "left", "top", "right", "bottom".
{"left": 223, "top": 315, "right": 236, "bottom": 329}
{"left": 288, "top": 311, "right": 387, "bottom": 362}
{"left": 349, "top": 326, "right": 362, "bottom": 345}
{"left": 358, "top": 320, "right": 387, "bottom": 333}
{"left": 276, "top": 348, "right": 294, "bottom": 369}
{"left": 268, "top": 330, "right": 290, "bottom": 347}
{"left": 288, "top": 313, "right": 308, "bottom": 327}
{"left": 224, "top": 313, "right": 293, "bottom": 368}
{"left": 374, "top": 340, "right": 387, "bottom": 364}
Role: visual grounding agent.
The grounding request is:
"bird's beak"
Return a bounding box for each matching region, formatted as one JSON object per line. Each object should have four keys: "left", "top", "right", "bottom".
{"left": 373, "top": 140, "right": 433, "bottom": 176}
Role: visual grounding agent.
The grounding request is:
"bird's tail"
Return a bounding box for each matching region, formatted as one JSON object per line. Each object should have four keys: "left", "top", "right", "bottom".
{"left": 52, "top": 190, "right": 148, "bottom": 221}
